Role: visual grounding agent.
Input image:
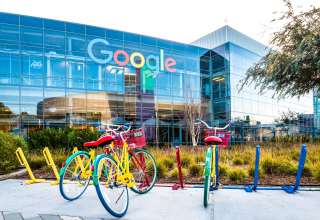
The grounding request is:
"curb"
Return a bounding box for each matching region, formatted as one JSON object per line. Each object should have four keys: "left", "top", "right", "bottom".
{"left": 0, "top": 169, "right": 27, "bottom": 181}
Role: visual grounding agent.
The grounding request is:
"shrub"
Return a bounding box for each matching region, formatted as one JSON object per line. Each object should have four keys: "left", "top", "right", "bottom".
{"left": 312, "top": 164, "right": 320, "bottom": 181}
{"left": 162, "top": 157, "right": 175, "bottom": 169}
{"left": 28, "top": 128, "right": 100, "bottom": 150}
{"left": 195, "top": 154, "right": 205, "bottom": 163}
{"left": 232, "top": 157, "right": 244, "bottom": 165}
{"left": 248, "top": 163, "right": 264, "bottom": 177}
{"left": 291, "top": 149, "right": 301, "bottom": 161}
{"left": 181, "top": 155, "right": 192, "bottom": 168}
{"left": 156, "top": 161, "right": 168, "bottom": 179}
{"left": 227, "top": 168, "right": 247, "bottom": 182}
{"left": 303, "top": 163, "right": 313, "bottom": 177}
{"left": 189, "top": 163, "right": 202, "bottom": 177}
{"left": 261, "top": 157, "right": 296, "bottom": 175}
{"left": 168, "top": 167, "right": 188, "bottom": 179}
{"left": 218, "top": 163, "right": 230, "bottom": 177}
{"left": 28, "top": 155, "right": 46, "bottom": 169}
{"left": 0, "top": 131, "right": 28, "bottom": 174}
{"left": 28, "top": 148, "right": 69, "bottom": 170}
{"left": 242, "top": 154, "right": 252, "bottom": 165}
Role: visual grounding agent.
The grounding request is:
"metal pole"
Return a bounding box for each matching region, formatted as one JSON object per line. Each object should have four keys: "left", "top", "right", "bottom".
{"left": 214, "top": 145, "right": 219, "bottom": 189}
{"left": 253, "top": 145, "right": 260, "bottom": 190}
{"left": 282, "top": 144, "right": 307, "bottom": 193}
{"left": 245, "top": 145, "right": 260, "bottom": 192}
{"left": 172, "top": 146, "right": 184, "bottom": 190}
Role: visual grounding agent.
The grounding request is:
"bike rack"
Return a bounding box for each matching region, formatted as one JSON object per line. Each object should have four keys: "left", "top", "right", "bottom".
{"left": 282, "top": 144, "right": 307, "bottom": 193}
{"left": 43, "top": 147, "right": 60, "bottom": 185}
{"left": 172, "top": 146, "right": 184, "bottom": 190}
{"left": 245, "top": 145, "right": 260, "bottom": 192}
{"left": 15, "top": 147, "right": 45, "bottom": 184}
{"left": 214, "top": 144, "right": 311, "bottom": 193}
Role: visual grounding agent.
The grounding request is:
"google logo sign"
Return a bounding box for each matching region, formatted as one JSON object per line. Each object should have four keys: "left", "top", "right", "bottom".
{"left": 87, "top": 38, "right": 176, "bottom": 73}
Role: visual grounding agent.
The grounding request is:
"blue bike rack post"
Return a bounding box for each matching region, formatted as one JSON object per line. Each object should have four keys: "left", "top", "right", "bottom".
{"left": 282, "top": 144, "right": 307, "bottom": 194}
{"left": 245, "top": 145, "right": 260, "bottom": 192}
{"left": 214, "top": 146, "right": 219, "bottom": 190}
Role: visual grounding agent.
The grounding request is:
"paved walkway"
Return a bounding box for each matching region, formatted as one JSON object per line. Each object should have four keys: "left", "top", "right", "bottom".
{"left": 0, "top": 179, "right": 320, "bottom": 220}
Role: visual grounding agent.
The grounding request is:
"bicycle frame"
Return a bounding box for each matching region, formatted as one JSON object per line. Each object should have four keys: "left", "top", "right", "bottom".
{"left": 107, "top": 140, "right": 136, "bottom": 188}
{"left": 74, "top": 149, "right": 95, "bottom": 179}
{"left": 210, "top": 145, "right": 216, "bottom": 188}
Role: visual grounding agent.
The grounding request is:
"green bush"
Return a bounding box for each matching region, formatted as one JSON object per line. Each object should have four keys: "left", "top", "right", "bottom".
{"left": 303, "top": 163, "right": 313, "bottom": 177}
{"left": 248, "top": 163, "right": 264, "bottom": 177}
{"left": 28, "top": 128, "right": 100, "bottom": 150}
{"left": 156, "top": 161, "right": 168, "bottom": 179}
{"left": 232, "top": 157, "right": 244, "bottom": 165}
{"left": 28, "top": 155, "right": 46, "bottom": 169}
{"left": 189, "top": 163, "right": 202, "bottom": 177}
{"left": 181, "top": 155, "right": 192, "bottom": 168}
{"left": 168, "top": 167, "right": 188, "bottom": 179}
{"left": 195, "top": 154, "right": 205, "bottom": 163}
{"left": 227, "top": 168, "right": 247, "bottom": 182}
{"left": 27, "top": 148, "right": 68, "bottom": 170}
{"left": 261, "top": 157, "right": 296, "bottom": 175}
{"left": 312, "top": 164, "right": 320, "bottom": 181}
{"left": 0, "top": 131, "right": 28, "bottom": 174}
{"left": 162, "top": 157, "right": 175, "bottom": 169}
{"left": 219, "top": 163, "right": 230, "bottom": 177}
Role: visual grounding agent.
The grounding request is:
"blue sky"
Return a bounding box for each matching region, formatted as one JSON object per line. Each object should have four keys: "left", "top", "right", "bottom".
{"left": 0, "top": 0, "right": 319, "bottom": 45}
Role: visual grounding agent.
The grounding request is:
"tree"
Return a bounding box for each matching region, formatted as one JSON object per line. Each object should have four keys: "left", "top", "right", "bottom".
{"left": 184, "top": 88, "right": 202, "bottom": 146}
{"left": 0, "top": 102, "right": 13, "bottom": 117}
{"left": 241, "top": 0, "right": 320, "bottom": 98}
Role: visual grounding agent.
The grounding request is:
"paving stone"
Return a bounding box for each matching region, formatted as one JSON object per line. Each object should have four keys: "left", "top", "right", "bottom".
{"left": 39, "top": 215, "right": 61, "bottom": 220}
{"left": 3, "top": 212, "right": 24, "bottom": 220}
{"left": 60, "top": 216, "right": 82, "bottom": 220}
{"left": 81, "top": 217, "right": 102, "bottom": 220}
{"left": 24, "top": 216, "right": 42, "bottom": 220}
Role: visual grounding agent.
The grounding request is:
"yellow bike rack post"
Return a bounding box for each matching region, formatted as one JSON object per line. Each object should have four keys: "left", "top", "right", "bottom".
{"left": 15, "top": 147, "right": 46, "bottom": 184}
{"left": 43, "top": 147, "right": 60, "bottom": 185}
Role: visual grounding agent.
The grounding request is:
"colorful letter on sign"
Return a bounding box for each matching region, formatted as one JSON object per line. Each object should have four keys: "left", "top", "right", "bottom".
{"left": 88, "top": 38, "right": 177, "bottom": 73}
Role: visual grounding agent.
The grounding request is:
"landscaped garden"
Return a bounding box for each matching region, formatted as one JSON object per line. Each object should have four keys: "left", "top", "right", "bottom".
{"left": 1, "top": 129, "right": 320, "bottom": 185}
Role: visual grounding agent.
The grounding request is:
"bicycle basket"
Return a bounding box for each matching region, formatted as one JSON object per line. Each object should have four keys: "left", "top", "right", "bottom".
{"left": 126, "top": 128, "right": 147, "bottom": 148}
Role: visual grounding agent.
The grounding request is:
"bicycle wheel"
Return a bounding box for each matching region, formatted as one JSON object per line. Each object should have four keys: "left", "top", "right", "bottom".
{"left": 203, "top": 148, "right": 212, "bottom": 208}
{"left": 129, "top": 149, "right": 157, "bottom": 194}
{"left": 93, "top": 154, "right": 129, "bottom": 218}
{"left": 59, "top": 151, "right": 91, "bottom": 201}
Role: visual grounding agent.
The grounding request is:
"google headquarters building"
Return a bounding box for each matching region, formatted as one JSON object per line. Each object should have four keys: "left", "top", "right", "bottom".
{"left": 0, "top": 12, "right": 317, "bottom": 145}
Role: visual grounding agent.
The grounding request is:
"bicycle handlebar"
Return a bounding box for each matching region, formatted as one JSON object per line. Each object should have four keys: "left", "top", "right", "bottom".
{"left": 195, "top": 119, "right": 230, "bottom": 131}
{"left": 99, "top": 122, "right": 132, "bottom": 142}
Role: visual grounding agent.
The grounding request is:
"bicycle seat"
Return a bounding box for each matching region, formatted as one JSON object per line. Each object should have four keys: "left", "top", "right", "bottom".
{"left": 204, "top": 136, "right": 223, "bottom": 145}
{"left": 83, "top": 135, "right": 114, "bottom": 148}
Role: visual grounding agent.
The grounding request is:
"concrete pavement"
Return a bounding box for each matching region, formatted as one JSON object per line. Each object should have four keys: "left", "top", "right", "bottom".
{"left": 0, "top": 179, "right": 320, "bottom": 220}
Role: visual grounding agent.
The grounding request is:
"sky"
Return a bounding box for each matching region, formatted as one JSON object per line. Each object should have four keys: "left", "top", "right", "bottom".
{"left": 0, "top": 0, "right": 319, "bottom": 46}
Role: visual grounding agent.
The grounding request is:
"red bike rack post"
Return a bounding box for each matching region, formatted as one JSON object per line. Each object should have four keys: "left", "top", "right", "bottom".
{"left": 172, "top": 146, "right": 184, "bottom": 190}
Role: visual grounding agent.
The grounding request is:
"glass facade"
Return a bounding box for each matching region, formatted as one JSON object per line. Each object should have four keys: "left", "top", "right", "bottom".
{"left": 0, "top": 12, "right": 212, "bottom": 145}
{"left": 0, "top": 13, "right": 315, "bottom": 145}
{"left": 194, "top": 26, "right": 314, "bottom": 144}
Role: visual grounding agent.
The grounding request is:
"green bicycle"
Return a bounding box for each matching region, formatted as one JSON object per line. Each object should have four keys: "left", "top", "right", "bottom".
{"left": 195, "top": 119, "right": 230, "bottom": 207}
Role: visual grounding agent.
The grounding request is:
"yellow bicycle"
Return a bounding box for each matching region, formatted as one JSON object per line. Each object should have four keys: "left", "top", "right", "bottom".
{"left": 92, "top": 124, "right": 157, "bottom": 217}
{"left": 59, "top": 124, "right": 157, "bottom": 203}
